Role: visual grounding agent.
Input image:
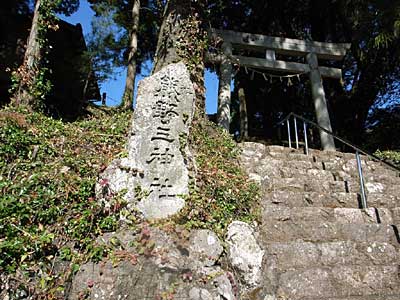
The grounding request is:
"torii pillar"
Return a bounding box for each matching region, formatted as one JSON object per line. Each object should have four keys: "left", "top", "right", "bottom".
{"left": 209, "top": 29, "right": 350, "bottom": 150}
{"left": 217, "top": 42, "right": 233, "bottom": 131}
{"left": 306, "top": 52, "right": 336, "bottom": 151}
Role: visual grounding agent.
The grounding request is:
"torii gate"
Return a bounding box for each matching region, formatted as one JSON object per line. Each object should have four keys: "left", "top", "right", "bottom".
{"left": 208, "top": 29, "right": 351, "bottom": 151}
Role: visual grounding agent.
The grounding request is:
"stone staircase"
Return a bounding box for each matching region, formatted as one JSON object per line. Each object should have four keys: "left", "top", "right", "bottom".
{"left": 240, "top": 143, "right": 400, "bottom": 300}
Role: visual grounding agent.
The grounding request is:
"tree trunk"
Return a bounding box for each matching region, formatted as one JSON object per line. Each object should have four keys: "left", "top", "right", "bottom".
{"left": 153, "top": 0, "right": 206, "bottom": 117}
{"left": 13, "top": 0, "right": 42, "bottom": 108}
{"left": 120, "top": 0, "right": 140, "bottom": 111}
{"left": 152, "top": 0, "right": 187, "bottom": 73}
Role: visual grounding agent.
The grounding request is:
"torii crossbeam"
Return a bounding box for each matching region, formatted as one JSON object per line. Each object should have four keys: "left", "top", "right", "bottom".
{"left": 208, "top": 29, "right": 351, "bottom": 151}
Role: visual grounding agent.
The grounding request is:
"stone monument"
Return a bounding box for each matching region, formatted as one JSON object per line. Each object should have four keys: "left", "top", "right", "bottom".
{"left": 96, "top": 62, "right": 195, "bottom": 219}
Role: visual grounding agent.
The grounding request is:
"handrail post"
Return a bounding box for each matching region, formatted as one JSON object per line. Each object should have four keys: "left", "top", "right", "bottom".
{"left": 356, "top": 151, "right": 368, "bottom": 209}
{"left": 287, "top": 118, "right": 292, "bottom": 148}
{"left": 303, "top": 121, "right": 309, "bottom": 155}
{"left": 275, "top": 112, "right": 400, "bottom": 173}
{"left": 294, "top": 117, "right": 299, "bottom": 149}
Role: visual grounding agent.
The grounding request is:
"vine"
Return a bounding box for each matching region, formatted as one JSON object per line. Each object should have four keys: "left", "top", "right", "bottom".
{"left": 152, "top": 0, "right": 208, "bottom": 118}
{"left": 175, "top": 10, "right": 208, "bottom": 118}
{"left": 10, "top": 0, "right": 61, "bottom": 110}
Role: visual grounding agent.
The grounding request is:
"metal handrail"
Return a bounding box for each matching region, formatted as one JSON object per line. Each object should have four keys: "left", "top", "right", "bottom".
{"left": 277, "top": 112, "right": 400, "bottom": 172}
{"left": 276, "top": 112, "right": 400, "bottom": 209}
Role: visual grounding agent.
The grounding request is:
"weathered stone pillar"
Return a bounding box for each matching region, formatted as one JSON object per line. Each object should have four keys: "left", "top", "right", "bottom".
{"left": 238, "top": 87, "right": 248, "bottom": 139}
{"left": 217, "top": 42, "right": 233, "bottom": 131}
{"left": 96, "top": 63, "right": 195, "bottom": 220}
{"left": 306, "top": 52, "right": 336, "bottom": 151}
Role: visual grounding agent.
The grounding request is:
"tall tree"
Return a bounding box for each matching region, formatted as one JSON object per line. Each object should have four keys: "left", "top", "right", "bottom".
{"left": 331, "top": 0, "right": 400, "bottom": 143}
{"left": 12, "top": 0, "right": 42, "bottom": 108}
{"left": 120, "top": 0, "right": 140, "bottom": 110}
{"left": 153, "top": 0, "right": 208, "bottom": 116}
{"left": 0, "top": 0, "right": 33, "bottom": 106}
{"left": 88, "top": 0, "right": 161, "bottom": 110}
{"left": 12, "top": 0, "right": 79, "bottom": 110}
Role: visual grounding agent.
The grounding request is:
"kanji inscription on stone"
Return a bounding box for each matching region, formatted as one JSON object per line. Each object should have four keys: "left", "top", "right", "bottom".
{"left": 96, "top": 62, "right": 195, "bottom": 219}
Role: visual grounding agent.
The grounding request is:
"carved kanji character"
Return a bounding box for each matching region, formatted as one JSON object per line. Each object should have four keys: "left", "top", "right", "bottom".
{"left": 150, "top": 177, "right": 176, "bottom": 198}
{"left": 146, "top": 147, "right": 174, "bottom": 164}
{"left": 151, "top": 127, "right": 174, "bottom": 143}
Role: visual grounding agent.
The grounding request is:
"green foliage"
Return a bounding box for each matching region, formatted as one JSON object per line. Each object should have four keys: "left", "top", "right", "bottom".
{"left": 0, "top": 107, "right": 131, "bottom": 281}
{"left": 0, "top": 115, "right": 36, "bottom": 163}
{"left": 9, "top": 0, "right": 80, "bottom": 112}
{"left": 86, "top": 0, "right": 161, "bottom": 84}
{"left": 84, "top": 3, "right": 121, "bottom": 84}
{"left": 0, "top": 0, "right": 32, "bottom": 16}
{"left": 365, "top": 105, "right": 400, "bottom": 150}
{"left": 175, "top": 14, "right": 208, "bottom": 75}
{"left": 374, "top": 150, "right": 400, "bottom": 168}
{"left": 175, "top": 119, "right": 260, "bottom": 236}
{"left": 53, "top": 0, "right": 80, "bottom": 16}
{"left": 9, "top": 0, "right": 78, "bottom": 110}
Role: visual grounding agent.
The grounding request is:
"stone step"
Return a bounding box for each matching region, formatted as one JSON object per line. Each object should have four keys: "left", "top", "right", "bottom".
{"left": 253, "top": 156, "right": 399, "bottom": 180}
{"left": 240, "top": 142, "right": 268, "bottom": 157}
{"left": 275, "top": 166, "right": 336, "bottom": 181}
{"left": 241, "top": 143, "right": 400, "bottom": 177}
{"left": 265, "top": 148, "right": 394, "bottom": 174}
{"left": 263, "top": 241, "right": 400, "bottom": 270}
{"left": 264, "top": 146, "right": 365, "bottom": 162}
{"left": 392, "top": 207, "right": 400, "bottom": 224}
{"left": 333, "top": 170, "right": 400, "bottom": 186}
{"left": 363, "top": 181, "right": 400, "bottom": 195}
{"left": 266, "top": 147, "right": 372, "bottom": 164}
{"left": 274, "top": 265, "right": 400, "bottom": 300}
{"left": 266, "top": 178, "right": 349, "bottom": 193}
{"left": 252, "top": 157, "right": 315, "bottom": 178}
{"left": 252, "top": 149, "right": 399, "bottom": 173}
{"left": 266, "top": 150, "right": 315, "bottom": 162}
{"left": 249, "top": 161, "right": 400, "bottom": 190}
{"left": 307, "top": 148, "right": 363, "bottom": 160}
{"left": 260, "top": 221, "right": 399, "bottom": 244}
{"left": 273, "top": 165, "right": 400, "bottom": 186}
{"left": 262, "top": 206, "right": 395, "bottom": 224}
{"left": 266, "top": 145, "right": 360, "bottom": 160}
{"left": 321, "top": 158, "right": 399, "bottom": 178}
{"left": 263, "top": 191, "right": 400, "bottom": 209}
{"left": 263, "top": 191, "right": 358, "bottom": 208}
{"left": 239, "top": 142, "right": 268, "bottom": 174}
{"left": 301, "top": 295, "right": 400, "bottom": 300}
{"left": 242, "top": 153, "right": 318, "bottom": 180}
{"left": 265, "top": 177, "right": 399, "bottom": 195}
{"left": 265, "top": 145, "right": 302, "bottom": 154}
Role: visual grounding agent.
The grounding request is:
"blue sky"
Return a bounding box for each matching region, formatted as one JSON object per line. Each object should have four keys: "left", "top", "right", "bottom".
{"left": 60, "top": 0, "right": 219, "bottom": 113}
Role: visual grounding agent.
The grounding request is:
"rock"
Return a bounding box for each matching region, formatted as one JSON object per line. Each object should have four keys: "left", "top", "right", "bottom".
{"left": 365, "top": 182, "right": 385, "bottom": 193}
{"left": 96, "top": 62, "right": 195, "bottom": 219}
{"left": 248, "top": 172, "right": 263, "bottom": 183}
{"left": 188, "top": 287, "right": 214, "bottom": 300}
{"left": 189, "top": 230, "right": 223, "bottom": 267}
{"left": 392, "top": 207, "right": 400, "bottom": 223}
{"left": 227, "top": 221, "right": 264, "bottom": 289}
{"left": 214, "top": 273, "right": 236, "bottom": 300}
{"left": 68, "top": 259, "right": 185, "bottom": 300}
{"left": 67, "top": 227, "right": 238, "bottom": 300}
{"left": 197, "top": 267, "right": 238, "bottom": 300}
